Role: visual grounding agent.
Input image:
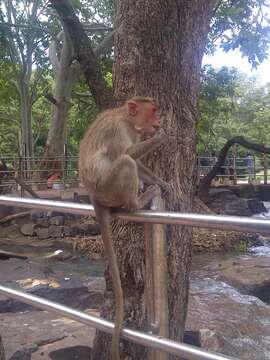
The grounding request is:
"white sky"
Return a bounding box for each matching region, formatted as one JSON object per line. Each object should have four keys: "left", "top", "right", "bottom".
{"left": 203, "top": 48, "right": 270, "bottom": 85}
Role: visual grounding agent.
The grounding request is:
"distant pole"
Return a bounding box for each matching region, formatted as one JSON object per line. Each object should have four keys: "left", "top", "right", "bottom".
{"left": 264, "top": 154, "right": 268, "bottom": 185}
{"left": 254, "top": 155, "right": 256, "bottom": 182}
{"left": 232, "top": 144, "right": 237, "bottom": 185}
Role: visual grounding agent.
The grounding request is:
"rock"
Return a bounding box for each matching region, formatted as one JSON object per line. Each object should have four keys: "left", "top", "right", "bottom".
{"left": 35, "top": 228, "right": 50, "bottom": 239}
{"left": 49, "top": 216, "right": 65, "bottom": 226}
{"left": 63, "top": 225, "right": 78, "bottom": 237}
{"left": 220, "top": 257, "right": 270, "bottom": 302}
{"left": 247, "top": 199, "right": 267, "bottom": 214}
{"left": 228, "top": 184, "right": 258, "bottom": 199}
{"left": 34, "top": 218, "right": 49, "bottom": 227}
{"left": 0, "top": 275, "right": 104, "bottom": 313}
{"left": 0, "top": 310, "right": 95, "bottom": 359}
{"left": 186, "top": 278, "right": 270, "bottom": 359}
{"left": 20, "top": 223, "right": 36, "bottom": 236}
{"left": 198, "top": 328, "right": 220, "bottom": 352}
{"left": 48, "top": 225, "right": 64, "bottom": 238}
{"left": 207, "top": 189, "right": 252, "bottom": 216}
{"left": 75, "top": 223, "right": 100, "bottom": 236}
{"left": 30, "top": 210, "right": 46, "bottom": 220}
{"left": 49, "top": 345, "right": 91, "bottom": 360}
{"left": 9, "top": 349, "right": 32, "bottom": 360}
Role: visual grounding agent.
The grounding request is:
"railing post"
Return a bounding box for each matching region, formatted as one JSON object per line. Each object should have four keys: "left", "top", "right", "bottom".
{"left": 145, "top": 191, "right": 169, "bottom": 360}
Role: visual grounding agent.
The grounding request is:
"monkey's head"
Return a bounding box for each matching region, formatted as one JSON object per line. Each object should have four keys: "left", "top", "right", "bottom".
{"left": 126, "top": 97, "right": 161, "bottom": 135}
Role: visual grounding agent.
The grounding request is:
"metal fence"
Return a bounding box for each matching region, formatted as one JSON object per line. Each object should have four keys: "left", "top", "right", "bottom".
{"left": 1, "top": 154, "right": 270, "bottom": 192}
{"left": 198, "top": 155, "right": 269, "bottom": 185}
{"left": 1, "top": 195, "right": 270, "bottom": 359}
{"left": 0, "top": 155, "right": 79, "bottom": 190}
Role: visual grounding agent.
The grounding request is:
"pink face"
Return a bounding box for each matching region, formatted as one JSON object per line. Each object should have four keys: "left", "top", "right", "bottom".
{"left": 128, "top": 101, "right": 161, "bottom": 134}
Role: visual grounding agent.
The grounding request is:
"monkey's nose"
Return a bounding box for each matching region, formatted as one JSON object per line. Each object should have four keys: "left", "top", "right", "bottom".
{"left": 153, "top": 124, "right": 160, "bottom": 130}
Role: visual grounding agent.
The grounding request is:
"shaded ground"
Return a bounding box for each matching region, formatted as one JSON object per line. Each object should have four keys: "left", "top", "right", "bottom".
{"left": 0, "top": 223, "right": 104, "bottom": 359}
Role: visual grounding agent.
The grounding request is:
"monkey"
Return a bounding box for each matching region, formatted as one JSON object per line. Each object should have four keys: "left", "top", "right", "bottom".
{"left": 79, "top": 96, "right": 170, "bottom": 360}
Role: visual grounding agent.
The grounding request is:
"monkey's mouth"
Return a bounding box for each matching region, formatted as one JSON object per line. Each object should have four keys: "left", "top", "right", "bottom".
{"left": 148, "top": 125, "right": 159, "bottom": 133}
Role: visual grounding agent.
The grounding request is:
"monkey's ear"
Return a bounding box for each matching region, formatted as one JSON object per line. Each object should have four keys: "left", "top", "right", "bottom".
{"left": 127, "top": 101, "right": 138, "bottom": 116}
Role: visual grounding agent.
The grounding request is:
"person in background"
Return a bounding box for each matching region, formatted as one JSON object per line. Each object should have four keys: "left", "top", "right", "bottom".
{"left": 246, "top": 153, "right": 254, "bottom": 183}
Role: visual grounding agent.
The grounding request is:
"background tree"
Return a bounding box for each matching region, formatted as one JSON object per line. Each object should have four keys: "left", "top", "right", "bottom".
{"left": 198, "top": 65, "right": 270, "bottom": 154}
{"left": 0, "top": 0, "right": 49, "bottom": 169}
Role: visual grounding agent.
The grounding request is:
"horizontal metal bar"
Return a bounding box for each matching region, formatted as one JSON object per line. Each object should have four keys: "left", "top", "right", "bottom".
{"left": 0, "top": 195, "right": 270, "bottom": 235}
{"left": 0, "top": 285, "right": 236, "bottom": 360}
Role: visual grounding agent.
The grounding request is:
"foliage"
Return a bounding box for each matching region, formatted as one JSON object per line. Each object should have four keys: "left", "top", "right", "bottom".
{"left": 1, "top": 0, "right": 270, "bottom": 160}
{"left": 198, "top": 64, "right": 270, "bottom": 156}
{"left": 208, "top": 0, "right": 270, "bottom": 67}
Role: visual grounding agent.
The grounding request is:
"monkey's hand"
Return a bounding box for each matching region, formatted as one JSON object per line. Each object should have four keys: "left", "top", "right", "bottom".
{"left": 159, "top": 180, "right": 172, "bottom": 197}
{"left": 154, "top": 128, "right": 167, "bottom": 142}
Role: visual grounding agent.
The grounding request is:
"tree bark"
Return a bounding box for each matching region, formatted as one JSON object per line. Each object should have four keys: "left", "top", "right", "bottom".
{"left": 38, "top": 30, "right": 78, "bottom": 180}
{"left": 198, "top": 136, "right": 270, "bottom": 199}
{"left": 91, "top": 1, "right": 217, "bottom": 360}
{"left": 0, "top": 335, "right": 5, "bottom": 360}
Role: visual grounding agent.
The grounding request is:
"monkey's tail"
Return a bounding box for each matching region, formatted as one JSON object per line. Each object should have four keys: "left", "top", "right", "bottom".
{"left": 93, "top": 201, "right": 123, "bottom": 360}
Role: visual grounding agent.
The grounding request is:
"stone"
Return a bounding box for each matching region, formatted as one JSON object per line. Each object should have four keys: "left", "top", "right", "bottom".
{"left": 49, "top": 345, "right": 91, "bottom": 360}
{"left": 48, "top": 225, "right": 64, "bottom": 238}
{"left": 207, "top": 189, "right": 252, "bottom": 216}
{"left": 9, "top": 349, "right": 32, "bottom": 360}
{"left": 30, "top": 210, "right": 46, "bottom": 220}
{"left": 34, "top": 218, "right": 49, "bottom": 227}
{"left": 220, "top": 257, "right": 270, "bottom": 302}
{"left": 35, "top": 227, "right": 50, "bottom": 239}
{"left": 198, "top": 328, "right": 220, "bottom": 352}
{"left": 76, "top": 223, "right": 100, "bottom": 236}
{"left": 20, "top": 223, "right": 36, "bottom": 236}
{"left": 247, "top": 199, "right": 267, "bottom": 214}
{"left": 0, "top": 310, "right": 96, "bottom": 360}
{"left": 49, "top": 216, "right": 65, "bottom": 226}
{"left": 63, "top": 225, "right": 78, "bottom": 237}
{"left": 186, "top": 279, "right": 270, "bottom": 359}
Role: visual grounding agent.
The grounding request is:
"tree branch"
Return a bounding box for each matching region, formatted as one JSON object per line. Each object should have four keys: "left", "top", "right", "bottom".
{"left": 198, "top": 136, "right": 270, "bottom": 199}
{"left": 49, "top": 0, "right": 114, "bottom": 110}
{"left": 94, "top": 29, "right": 116, "bottom": 57}
{"left": 44, "top": 93, "right": 58, "bottom": 105}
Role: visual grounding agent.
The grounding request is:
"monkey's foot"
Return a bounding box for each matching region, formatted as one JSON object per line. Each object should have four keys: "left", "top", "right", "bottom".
{"left": 125, "top": 200, "right": 139, "bottom": 212}
{"left": 138, "top": 185, "right": 161, "bottom": 209}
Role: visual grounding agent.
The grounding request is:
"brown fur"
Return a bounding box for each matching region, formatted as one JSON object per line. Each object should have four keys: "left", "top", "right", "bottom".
{"left": 79, "top": 97, "right": 168, "bottom": 360}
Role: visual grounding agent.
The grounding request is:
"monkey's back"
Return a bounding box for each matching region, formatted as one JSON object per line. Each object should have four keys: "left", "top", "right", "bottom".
{"left": 79, "top": 108, "right": 129, "bottom": 190}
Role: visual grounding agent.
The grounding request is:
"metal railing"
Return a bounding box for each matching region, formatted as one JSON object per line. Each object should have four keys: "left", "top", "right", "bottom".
{"left": 1, "top": 196, "right": 270, "bottom": 234}
{"left": 0, "top": 285, "right": 235, "bottom": 360}
{"left": 1, "top": 195, "right": 269, "bottom": 359}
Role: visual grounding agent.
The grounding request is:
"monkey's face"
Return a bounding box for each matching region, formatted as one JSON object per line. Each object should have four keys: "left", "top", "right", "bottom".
{"left": 128, "top": 101, "right": 161, "bottom": 135}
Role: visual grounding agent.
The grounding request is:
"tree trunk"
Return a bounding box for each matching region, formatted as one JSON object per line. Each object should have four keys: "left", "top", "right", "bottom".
{"left": 91, "top": 1, "right": 216, "bottom": 359}
{"left": 0, "top": 336, "right": 5, "bottom": 360}
{"left": 19, "top": 75, "right": 33, "bottom": 174}
{"left": 38, "top": 31, "right": 78, "bottom": 180}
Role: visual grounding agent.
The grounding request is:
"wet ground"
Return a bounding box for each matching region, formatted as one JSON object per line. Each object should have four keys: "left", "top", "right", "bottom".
{"left": 2, "top": 215, "right": 270, "bottom": 359}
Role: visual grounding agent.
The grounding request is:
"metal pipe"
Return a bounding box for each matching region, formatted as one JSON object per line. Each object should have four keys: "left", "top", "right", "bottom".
{"left": 0, "top": 195, "right": 270, "bottom": 234}
{"left": 0, "top": 285, "right": 236, "bottom": 360}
